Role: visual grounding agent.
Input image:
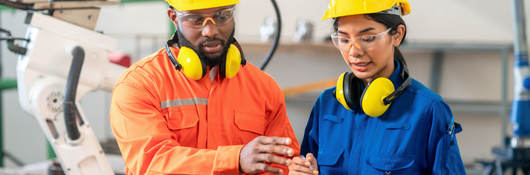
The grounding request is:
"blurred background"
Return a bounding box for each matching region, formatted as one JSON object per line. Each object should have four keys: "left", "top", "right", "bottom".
{"left": 0, "top": 0, "right": 527, "bottom": 174}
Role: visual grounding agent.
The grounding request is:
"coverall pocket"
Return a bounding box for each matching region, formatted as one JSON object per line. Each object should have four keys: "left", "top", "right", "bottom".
{"left": 366, "top": 154, "right": 415, "bottom": 175}
{"left": 234, "top": 111, "right": 266, "bottom": 136}
{"left": 317, "top": 148, "right": 346, "bottom": 174}
{"left": 379, "top": 123, "right": 411, "bottom": 152}
{"left": 317, "top": 148, "right": 344, "bottom": 166}
{"left": 166, "top": 108, "right": 199, "bottom": 130}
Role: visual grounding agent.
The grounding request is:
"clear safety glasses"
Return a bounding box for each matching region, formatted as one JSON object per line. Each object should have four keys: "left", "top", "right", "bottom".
{"left": 176, "top": 7, "right": 235, "bottom": 29}
{"left": 330, "top": 28, "right": 391, "bottom": 52}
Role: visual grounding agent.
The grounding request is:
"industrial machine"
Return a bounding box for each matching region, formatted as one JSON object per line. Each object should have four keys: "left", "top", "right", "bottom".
{"left": 0, "top": 0, "right": 127, "bottom": 174}
{"left": 482, "top": 0, "right": 530, "bottom": 174}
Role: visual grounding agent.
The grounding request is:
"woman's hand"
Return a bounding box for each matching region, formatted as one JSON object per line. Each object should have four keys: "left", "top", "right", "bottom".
{"left": 288, "top": 153, "right": 319, "bottom": 175}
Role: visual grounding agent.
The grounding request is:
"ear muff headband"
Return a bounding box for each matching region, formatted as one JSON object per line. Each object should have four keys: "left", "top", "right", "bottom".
{"left": 383, "top": 65, "right": 411, "bottom": 104}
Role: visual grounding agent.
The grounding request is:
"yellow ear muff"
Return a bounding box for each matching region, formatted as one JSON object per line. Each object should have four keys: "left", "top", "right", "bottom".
{"left": 362, "top": 78, "right": 395, "bottom": 117}
{"left": 177, "top": 46, "right": 204, "bottom": 80}
{"left": 335, "top": 73, "right": 351, "bottom": 110}
{"left": 224, "top": 44, "right": 241, "bottom": 78}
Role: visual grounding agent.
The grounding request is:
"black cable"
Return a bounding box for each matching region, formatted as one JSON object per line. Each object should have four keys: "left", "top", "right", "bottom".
{"left": 64, "top": 46, "right": 84, "bottom": 141}
{"left": 0, "top": 28, "right": 29, "bottom": 55}
{"left": 1, "top": 37, "right": 29, "bottom": 55}
{"left": 259, "top": 0, "right": 281, "bottom": 70}
{"left": 3, "top": 151, "right": 25, "bottom": 167}
{"left": 0, "top": 37, "right": 29, "bottom": 41}
{"left": 0, "top": 28, "right": 10, "bottom": 35}
{"left": 48, "top": 0, "right": 55, "bottom": 15}
{"left": 6, "top": 39, "right": 26, "bottom": 55}
{"left": 0, "top": 0, "right": 32, "bottom": 10}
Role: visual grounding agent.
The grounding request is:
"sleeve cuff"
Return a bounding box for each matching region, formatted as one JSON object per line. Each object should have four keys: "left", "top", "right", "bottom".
{"left": 212, "top": 145, "right": 244, "bottom": 175}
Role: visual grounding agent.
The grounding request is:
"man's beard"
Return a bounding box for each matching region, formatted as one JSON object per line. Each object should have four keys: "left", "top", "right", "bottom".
{"left": 175, "top": 29, "right": 235, "bottom": 67}
{"left": 197, "top": 37, "right": 226, "bottom": 66}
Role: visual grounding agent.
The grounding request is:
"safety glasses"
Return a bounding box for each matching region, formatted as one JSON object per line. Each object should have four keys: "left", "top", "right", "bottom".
{"left": 176, "top": 7, "right": 235, "bottom": 29}
{"left": 330, "top": 28, "right": 391, "bottom": 52}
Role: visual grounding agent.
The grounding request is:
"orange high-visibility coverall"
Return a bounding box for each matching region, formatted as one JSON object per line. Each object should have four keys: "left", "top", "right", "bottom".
{"left": 110, "top": 46, "right": 300, "bottom": 175}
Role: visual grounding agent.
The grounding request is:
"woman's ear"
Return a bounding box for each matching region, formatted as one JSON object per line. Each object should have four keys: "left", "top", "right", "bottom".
{"left": 392, "top": 24, "right": 406, "bottom": 47}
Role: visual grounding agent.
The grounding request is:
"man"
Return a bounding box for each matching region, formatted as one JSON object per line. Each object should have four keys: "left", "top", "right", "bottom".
{"left": 109, "top": 0, "right": 300, "bottom": 174}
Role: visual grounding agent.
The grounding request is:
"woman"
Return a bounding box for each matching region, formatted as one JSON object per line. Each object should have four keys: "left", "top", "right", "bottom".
{"left": 288, "top": 0, "right": 466, "bottom": 174}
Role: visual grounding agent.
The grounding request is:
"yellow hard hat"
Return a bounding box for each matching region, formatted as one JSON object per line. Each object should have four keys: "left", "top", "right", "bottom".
{"left": 322, "top": 0, "right": 411, "bottom": 20}
{"left": 166, "top": 0, "right": 239, "bottom": 11}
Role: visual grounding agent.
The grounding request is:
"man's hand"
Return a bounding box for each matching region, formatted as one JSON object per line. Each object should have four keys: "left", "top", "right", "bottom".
{"left": 239, "top": 136, "right": 294, "bottom": 174}
{"left": 288, "top": 153, "right": 318, "bottom": 175}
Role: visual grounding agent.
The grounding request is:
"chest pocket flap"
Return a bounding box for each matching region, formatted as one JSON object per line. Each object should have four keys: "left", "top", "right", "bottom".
{"left": 166, "top": 108, "right": 199, "bottom": 130}
{"left": 323, "top": 114, "right": 344, "bottom": 123}
{"left": 235, "top": 111, "right": 267, "bottom": 135}
{"left": 384, "top": 123, "right": 410, "bottom": 131}
{"left": 317, "top": 148, "right": 344, "bottom": 166}
{"left": 367, "top": 155, "right": 415, "bottom": 171}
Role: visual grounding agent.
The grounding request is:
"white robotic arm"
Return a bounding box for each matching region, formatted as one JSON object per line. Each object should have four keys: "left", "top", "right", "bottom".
{"left": 17, "top": 12, "right": 126, "bottom": 175}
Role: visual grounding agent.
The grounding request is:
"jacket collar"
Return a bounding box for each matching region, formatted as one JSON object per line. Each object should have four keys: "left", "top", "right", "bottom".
{"left": 388, "top": 58, "right": 403, "bottom": 88}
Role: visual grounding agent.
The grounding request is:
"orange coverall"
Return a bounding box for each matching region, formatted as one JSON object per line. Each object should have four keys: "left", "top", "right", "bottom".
{"left": 110, "top": 46, "right": 300, "bottom": 175}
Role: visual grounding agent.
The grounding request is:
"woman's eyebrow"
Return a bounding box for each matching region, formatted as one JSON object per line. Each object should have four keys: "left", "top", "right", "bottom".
{"left": 337, "top": 27, "right": 375, "bottom": 35}
{"left": 358, "top": 27, "right": 375, "bottom": 34}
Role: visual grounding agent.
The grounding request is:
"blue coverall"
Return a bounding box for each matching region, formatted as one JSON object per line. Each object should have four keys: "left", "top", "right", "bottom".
{"left": 301, "top": 61, "right": 466, "bottom": 175}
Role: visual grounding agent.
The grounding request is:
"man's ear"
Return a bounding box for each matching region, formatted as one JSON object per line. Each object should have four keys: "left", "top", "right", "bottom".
{"left": 167, "top": 8, "right": 178, "bottom": 27}
{"left": 393, "top": 24, "right": 406, "bottom": 47}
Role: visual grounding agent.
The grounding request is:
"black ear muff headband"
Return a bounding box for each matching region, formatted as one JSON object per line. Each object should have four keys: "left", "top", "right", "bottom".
{"left": 382, "top": 64, "right": 411, "bottom": 105}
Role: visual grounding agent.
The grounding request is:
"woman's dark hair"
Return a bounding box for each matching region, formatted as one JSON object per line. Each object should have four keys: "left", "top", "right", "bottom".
{"left": 333, "top": 14, "right": 407, "bottom": 65}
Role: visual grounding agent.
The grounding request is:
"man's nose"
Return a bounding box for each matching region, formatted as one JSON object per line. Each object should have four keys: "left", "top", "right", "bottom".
{"left": 201, "top": 18, "right": 218, "bottom": 38}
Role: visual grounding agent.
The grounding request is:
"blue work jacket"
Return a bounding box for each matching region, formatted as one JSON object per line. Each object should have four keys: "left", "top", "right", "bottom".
{"left": 301, "top": 62, "right": 466, "bottom": 175}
